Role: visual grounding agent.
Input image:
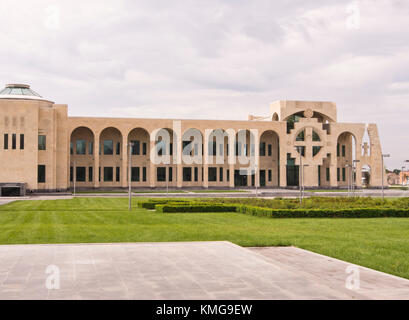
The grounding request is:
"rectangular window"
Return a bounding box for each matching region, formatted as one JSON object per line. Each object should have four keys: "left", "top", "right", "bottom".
{"left": 337, "top": 168, "right": 340, "bottom": 182}
{"left": 194, "top": 167, "right": 198, "bottom": 182}
{"left": 116, "top": 167, "right": 120, "bottom": 182}
{"left": 20, "top": 134, "right": 24, "bottom": 150}
{"left": 183, "top": 167, "right": 192, "bottom": 181}
{"left": 89, "top": 142, "right": 93, "bottom": 155}
{"left": 103, "top": 140, "right": 113, "bottom": 155}
{"left": 4, "top": 134, "right": 8, "bottom": 149}
{"left": 116, "top": 142, "right": 120, "bottom": 155}
{"left": 227, "top": 169, "right": 230, "bottom": 182}
{"left": 170, "top": 143, "right": 173, "bottom": 156}
{"left": 342, "top": 167, "right": 346, "bottom": 181}
{"left": 268, "top": 144, "right": 272, "bottom": 156}
{"left": 70, "top": 142, "right": 73, "bottom": 155}
{"left": 131, "top": 167, "right": 140, "bottom": 182}
{"left": 337, "top": 143, "right": 340, "bottom": 157}
{"left": 326, "top": 167, "right": 330, "bottom": 181}
{"left": 132, "top": 140, "right": 140, "bottom": 155}
{"left": 183, "top": 141, "right": 191, "bottom": 156}
{"left": 70, "top": 166, "right": 73, "bottom": 182}
{"left": 208, "top": 167, "right": 217, "bottom": 182}
{"left": 235, "top": 142, "right": 241, "bottom": 156}
{"left": 38, "top": 165, "right": 46, "bottom": 183}
{"left": 76, "top": 140, "right": 86, "bottom": 155}
{"left": 268, "top": 170, "right": 272, "bottom": 182}
{"left": 99, "top": 167, "right": 101, "bottom": 181}
{"left": 89, "top": 167, "right": 93, "bottom": 182}
{"left": 169, "top": 167, "right": 173, "bottom": 182}
{"left": 38, "top": 135, "right": 46, "bottom": 150}
{"left": 142, "top": 142, "right": 147, "bottom": 155}
{"left": 342, "top": 145, "right": 346, "bottom": 157}
{"left": 143, "top": 167, "right": 147, "bottom": 182}
{"left": 12, "top": 134, "right": 16, "bottom": 149}
{"left": 157, "top": 141, "right": 165, "bottom": 156}
{"left": 157, "top": 167, "right": 166, "bottom": 182}
{"left": 219, "top": 167, "right": 223, "bottom": 182}
{"left": 260, "top": 142, "right": 266, "bottom": 156}
{"left": 76, "top": 167, "right": 86, "bottom": 182}
{"left": 104, "top": 167, "right": 113, "bottom": 182}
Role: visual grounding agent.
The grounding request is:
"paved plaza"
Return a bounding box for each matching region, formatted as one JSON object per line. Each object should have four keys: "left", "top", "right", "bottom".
{"left": 0, "top": 241, "right": 408, "bottom": 300}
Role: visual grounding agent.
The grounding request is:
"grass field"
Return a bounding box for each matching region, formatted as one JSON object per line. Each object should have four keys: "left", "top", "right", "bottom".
{"left": 0, "top": 197, "right": 408, "bottom": 279}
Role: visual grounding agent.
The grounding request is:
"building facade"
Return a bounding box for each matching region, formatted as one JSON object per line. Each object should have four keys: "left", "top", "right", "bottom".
{"left": 0, "top": 84, "right": 385, "bottom": 194}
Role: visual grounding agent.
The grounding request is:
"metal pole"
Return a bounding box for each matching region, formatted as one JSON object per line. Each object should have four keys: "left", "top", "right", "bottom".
{"left": 73, "top": 161, "right": 76, "bottom": 196}
{"left": 166, "top": 165, "right": 169, "bottom": 196}
{"left": 299, "top": 149, "right": 302, "bottom": 205}
{"left": 255, "top": 166, "right": 258, "bottom": 198}
{"left": 346, "top": 165, "right": 350, "bottom": 197}
{"left": 381, "top": 156, "right": 384, "bottom": 201}
{"left": 381, "top": 154, "right": 390, "bottom": 201}
{"left": 128, "top": 142, "right": 132, "bottom": 211}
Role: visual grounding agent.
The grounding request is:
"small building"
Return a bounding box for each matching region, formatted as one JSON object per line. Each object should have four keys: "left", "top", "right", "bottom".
{"left": 0, "top": 83, "right": 386, "bottom": 192}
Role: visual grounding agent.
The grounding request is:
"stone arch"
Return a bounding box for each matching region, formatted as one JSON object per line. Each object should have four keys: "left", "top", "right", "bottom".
{"left": 99, "top": 127, "right": 123, "bottom": 185}
{"left": 259, "top": 130, "right": 280, "bottom": 187}
{"left": 128, "top": 127, "right": 150, "bottom": 156}
{"left": 337, "top": 131, "right": 358, "bottom": 188}
{"left": 69, "top": 126, "right": 95, "bottom": 187}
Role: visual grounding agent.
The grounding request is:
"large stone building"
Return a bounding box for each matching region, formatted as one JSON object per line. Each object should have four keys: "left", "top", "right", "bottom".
{"left": 0, "top": 83, "right": 385, "bottom": 194}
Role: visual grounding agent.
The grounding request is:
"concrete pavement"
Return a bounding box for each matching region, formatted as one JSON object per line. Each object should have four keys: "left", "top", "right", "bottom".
{"left": 0, "top": 241, "right": 407, "bottom": 300}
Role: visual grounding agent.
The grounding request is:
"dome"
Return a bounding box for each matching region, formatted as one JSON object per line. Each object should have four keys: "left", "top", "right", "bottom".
{"left": 0, "top": 84, "right": 51, "bottom": 102}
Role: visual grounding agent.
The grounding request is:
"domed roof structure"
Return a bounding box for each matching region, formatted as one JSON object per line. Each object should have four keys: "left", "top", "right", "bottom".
{"left": 0, "top": 84, "right": 50, "bottom": 102}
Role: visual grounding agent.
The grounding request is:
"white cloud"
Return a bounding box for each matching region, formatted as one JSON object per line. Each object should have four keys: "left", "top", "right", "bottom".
{"left": 0, "top": 0, "right": 408, "bottom": 168}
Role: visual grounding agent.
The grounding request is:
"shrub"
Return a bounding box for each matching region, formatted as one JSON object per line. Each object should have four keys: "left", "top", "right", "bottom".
{"left": 236, "top": 205, "right": 409, "bottom": 218}
{"left": 137, "top": 199, "right": 187, "bottom": 209}
{"left": 156, "top": 204, "right": 237, "bottom": 213}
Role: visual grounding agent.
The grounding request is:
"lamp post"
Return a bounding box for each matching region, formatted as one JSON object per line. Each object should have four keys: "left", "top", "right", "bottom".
{"left": 345, "top": 164, "right": 351, "bottom": 197}
{"left": 295, "top": 146, "right": 303, "bottom": 204}
{"left": 352, "top": 160, "right": 360, "bottom": 196}
{"left": 128, "top": 142, "right": 134, "bottom": 211}
{"left": 302, "top": 164, "right": 309, "bottom": 201}
{"left": 73, "top": 161, "right": 76, "bottom": 197}
{"left": 381, "top": 154, "right": 390, "bottom": 201}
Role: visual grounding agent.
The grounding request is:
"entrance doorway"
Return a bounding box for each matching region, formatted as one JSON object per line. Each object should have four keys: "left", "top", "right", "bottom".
{"left": 234, "top": 170, "right": 248, "bottom": 187}
{"left": 260, "top": 170, "right": 266, "bottom": 187}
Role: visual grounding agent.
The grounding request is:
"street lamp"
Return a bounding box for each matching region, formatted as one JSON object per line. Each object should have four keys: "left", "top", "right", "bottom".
{"left": 381, "top": 154, "right": 390, "bottom": 201}
{"left": 73, "top": 160, "right": 76, "bottom": 197}
{"left": 302, "top": 164, "right": 309, "bottom": 201}
{"left": 345, "top": 164, "right": 351, "bottom": 197}
{"left": 352, "top": 160, "right": 360, "bottom": 196}
{"left": 294, "top": 146, "right": 303, "bottom": 204}
{"left": 128, "top": 142, "right": 134, "bottom": 211}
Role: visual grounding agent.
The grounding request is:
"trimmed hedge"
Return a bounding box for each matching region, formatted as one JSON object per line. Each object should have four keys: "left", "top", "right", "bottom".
{"left": 236, "top": 205, "right": 409, "bottom": 218}
{"left": 156, "top": 204, "right": 237, "bottom": 213}
{"left": 137, "top": 199, "right": 187, "bottom": 209}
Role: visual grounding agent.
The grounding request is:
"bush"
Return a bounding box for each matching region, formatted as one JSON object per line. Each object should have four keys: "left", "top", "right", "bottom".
{"left": 156, "top": 204, "right": 237, "bottom": 213}
{"left": 236, "top": 205, "right": 409, "bottom": 218}
{"left": 137, "top": 199, "right": 187, "bottom": 209}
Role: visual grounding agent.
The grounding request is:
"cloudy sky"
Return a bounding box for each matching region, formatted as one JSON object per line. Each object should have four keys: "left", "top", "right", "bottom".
{"left": 0, "top": 0, "right": 408, "bottom": 169}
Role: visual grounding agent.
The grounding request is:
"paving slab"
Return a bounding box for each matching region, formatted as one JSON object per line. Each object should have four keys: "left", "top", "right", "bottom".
{"left": 0, "top": 241, "right": 407, "bottom": 300}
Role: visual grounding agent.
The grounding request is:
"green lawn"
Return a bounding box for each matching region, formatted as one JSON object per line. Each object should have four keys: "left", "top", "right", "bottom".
{"left": 0, "top": 198, "right": 408, "bottom": 279}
